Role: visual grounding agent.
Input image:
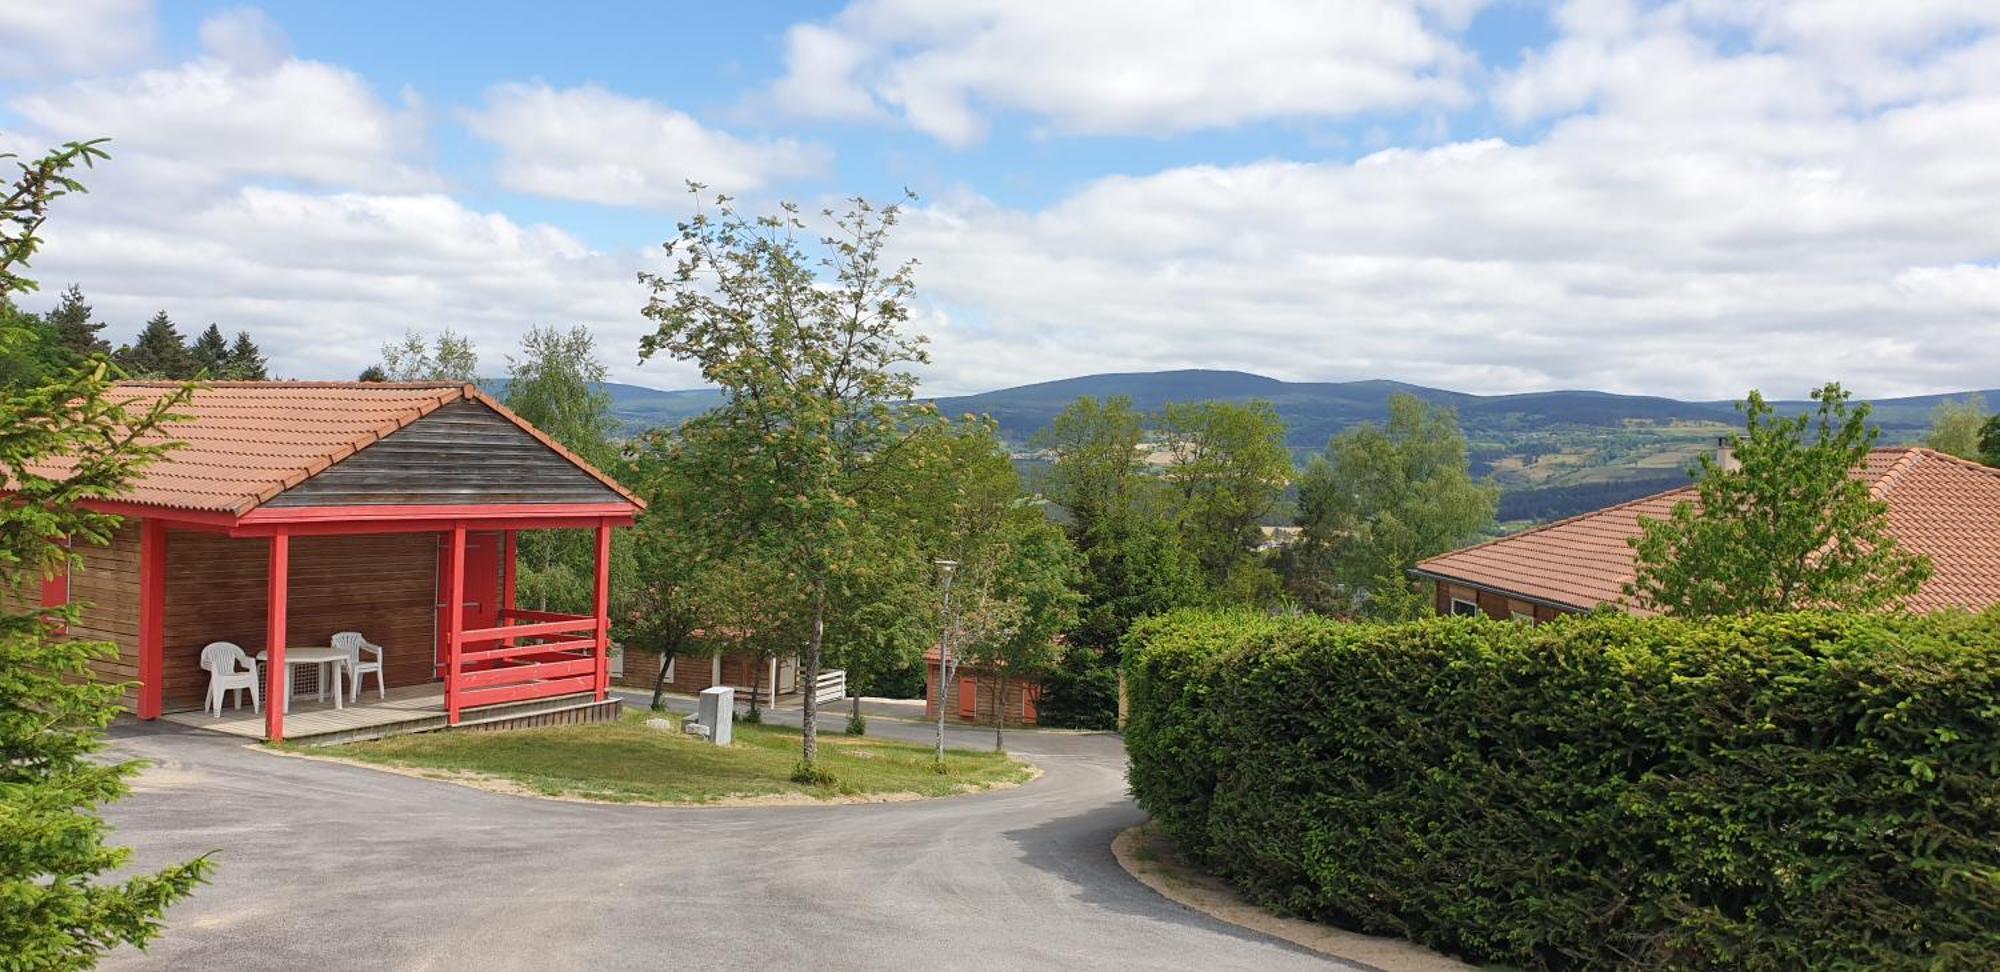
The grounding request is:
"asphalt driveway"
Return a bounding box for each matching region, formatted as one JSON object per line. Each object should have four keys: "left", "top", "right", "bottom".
{"left": 98, "top": 700, "right": 1349, "bottom": 971}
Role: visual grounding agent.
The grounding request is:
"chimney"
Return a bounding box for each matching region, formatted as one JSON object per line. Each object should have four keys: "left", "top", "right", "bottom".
{"left": 1715, "top": 436, "right": 1741, "bottom": 472}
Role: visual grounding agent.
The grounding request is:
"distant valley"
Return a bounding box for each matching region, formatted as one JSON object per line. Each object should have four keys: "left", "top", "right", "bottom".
{"left": 557, "top": 370, "right": 1995, "bottom": 525}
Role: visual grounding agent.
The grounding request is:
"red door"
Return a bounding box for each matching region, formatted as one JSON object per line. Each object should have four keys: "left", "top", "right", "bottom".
{"left": 437, "top": 531, "right": 502, "bottom": 675}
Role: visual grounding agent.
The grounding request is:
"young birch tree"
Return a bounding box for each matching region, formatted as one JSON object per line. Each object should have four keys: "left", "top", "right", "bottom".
{"left": 638, "top": 187, "right": 932, "bottom": 780}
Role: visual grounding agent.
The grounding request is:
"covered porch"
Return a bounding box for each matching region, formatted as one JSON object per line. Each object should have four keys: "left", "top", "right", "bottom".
{"left": 73, "top": 382, "right": 644, "bottom": 743}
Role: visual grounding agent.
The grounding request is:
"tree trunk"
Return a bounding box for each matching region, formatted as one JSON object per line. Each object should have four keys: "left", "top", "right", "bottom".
{"left": 994, "top": 670, "right": 1007, "bottom": 753}
{"left": 801, "top": 575, "right": 826, "bottom": 770}
{"left": 749, "top": 653, "right": 764, "bottom": 716}
{"left": 649, "top": 649, "right": 673, "bottom": 711}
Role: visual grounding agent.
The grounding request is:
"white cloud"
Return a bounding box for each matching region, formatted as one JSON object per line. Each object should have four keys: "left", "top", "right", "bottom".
{"left": 763, "top": 0, "right": 1482, "bottom": 146}
{"left": 9, "top": 10, "right": 431, "bottom": 192}
{"left": 23, "top": 178, "right": 690, "bottom": 388}
{"left": 466, "top": 82, "right": 830, "bottom": 206}
{"left": 0, "top": 0, "right": 155, "bottom": 80}
{"left": 895, "top": 3, "right": 2000, "bottom": 400}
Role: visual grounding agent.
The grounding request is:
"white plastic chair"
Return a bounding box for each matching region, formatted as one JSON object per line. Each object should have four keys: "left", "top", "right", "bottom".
{"left": 200, "top": 641, "right": 261, "bottom": 717}
{"left": 332, "top": 631, "right": 385, "bottom": 701}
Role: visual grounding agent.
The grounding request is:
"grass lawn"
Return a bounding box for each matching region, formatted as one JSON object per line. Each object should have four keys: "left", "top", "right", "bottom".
{"left": 299, "top": 712, "right": 1034, "bottom": 805}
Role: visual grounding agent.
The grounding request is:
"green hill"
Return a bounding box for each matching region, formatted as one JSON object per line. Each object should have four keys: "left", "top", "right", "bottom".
{"left": 569, "top": 370, "right": 1992, "bottom": 523}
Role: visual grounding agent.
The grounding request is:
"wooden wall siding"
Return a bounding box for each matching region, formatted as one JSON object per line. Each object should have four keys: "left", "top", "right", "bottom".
{"left": 264, "top": 400, "right": 623, "bottom": 507}
{"left": 1434, "top": 581, "right": 1576, "bottom": 624}
{"left": 160, "top": 530, "right": 439, "bottom": 713}
{"left": 924, "top": 660, "right": 1041, "bottom": 726}
{"left": 612, "top": 650, "right": 801, "bottom": 698}
{"left": 18, "top": 523, "right": 150, "bottom": 709}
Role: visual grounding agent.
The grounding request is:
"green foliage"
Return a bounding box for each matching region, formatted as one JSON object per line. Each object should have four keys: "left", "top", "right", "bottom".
{"left": 377, "top": 327, "right": 479, "bottom": 382}
{"left": 845, "top": 711, "right": 867, "bottom": 736}
{"left": 638, "top": 187, "right": 931, "bottom": 769}
{"left": 504, "top": 324, "right": 623, "bottom": 621}
{"left": 223, "top": 331, "right": 267, "bottom": 380}
{"left": 1031, "top": 644, "right": 1122, "bottom": 730}
{"left": 1, "top": 139, "right": 108, "bottom": 297}
{"left": 1628, "top": 384, "right": 1932, "bottom": 616}
{"left": 189, "top": 324, "right": 229, "bottom": 376}
{"left": 1124, "top": 609, "right": 2000, "bottom": 971}
{"left": 0, "top": 298, "right": 69, "bottom": 392}
{"left": 1288, "top": 393, "right": 1497, "bottom": 619}
{"left": 45, "top": 285, "right": 107, "bottom": 360}
{"left": 2, "top": 137, "right": 211, "bottom": 962}
{"left": 1978, "top": 413, "right": 2000, "bottom": 468}
{"left": 1156, "top": 399, "right": 1291, "bottom": 592}
{"left": 1033, "top": 395, "right": 1150, "bottom": 531}
{"left": 1925, "top": 394, "right": 1986, "bottom": 460}
{"left": 113, "top": 311, "right": 196, "bottom": 379}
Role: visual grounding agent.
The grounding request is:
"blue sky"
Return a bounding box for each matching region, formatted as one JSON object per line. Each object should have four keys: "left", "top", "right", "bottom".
{"left": 3, "top": 1, "right": 1997, "bottom": 398}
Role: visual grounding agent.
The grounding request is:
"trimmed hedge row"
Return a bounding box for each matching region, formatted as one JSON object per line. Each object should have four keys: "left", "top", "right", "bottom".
{"left": 1123, "top": 610, "right": 2000, "bottom": 970}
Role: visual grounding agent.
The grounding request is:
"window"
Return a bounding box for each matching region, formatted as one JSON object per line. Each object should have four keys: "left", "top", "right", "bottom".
{"left": 1448, "top": 598, "right": 1479, "bottom": 617}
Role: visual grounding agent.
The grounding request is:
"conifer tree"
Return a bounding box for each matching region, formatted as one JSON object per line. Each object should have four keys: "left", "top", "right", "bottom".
{"left": 44, "top": 284, "right": 107, "bottom": 359}
{"left": 189, "top": 323, "right": 229, "bottom": 376}
{"left": 114, "top": 311, "right": 195, "bottom": 378}
{"left": 224, "top": 330, "right": 268, "bottom": 380}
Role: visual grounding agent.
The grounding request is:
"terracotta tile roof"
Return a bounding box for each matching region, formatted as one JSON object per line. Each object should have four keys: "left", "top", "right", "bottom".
{"left": 27, "top": 381, "right": 641, "bottom": 517}
{"left": 1415, "top": 447, "right": 2000, "bottom": 615}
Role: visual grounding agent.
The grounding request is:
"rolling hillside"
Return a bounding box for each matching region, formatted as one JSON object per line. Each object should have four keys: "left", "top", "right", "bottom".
{"left": 569, "top": 370, "right": 1992, "bottom": 523}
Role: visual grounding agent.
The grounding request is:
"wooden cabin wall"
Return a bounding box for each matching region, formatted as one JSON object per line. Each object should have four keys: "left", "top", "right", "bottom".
{"left": 4, "top": 522, "right": 146, "bottom": 709}
{"left": 160, "top": 530, "right": 441, "bottom": 712}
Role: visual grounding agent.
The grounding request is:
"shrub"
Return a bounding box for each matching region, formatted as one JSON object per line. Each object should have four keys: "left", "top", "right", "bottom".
{"left": 1123, "top": 609, "right": 2000, "bottom": 970}
{"left": 1034, "top": 645, "right": 1122, "bottom": 729}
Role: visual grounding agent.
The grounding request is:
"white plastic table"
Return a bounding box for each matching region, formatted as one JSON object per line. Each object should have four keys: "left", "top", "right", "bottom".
{"left": 255, "top": 645, "right": 348, "bottom": 713}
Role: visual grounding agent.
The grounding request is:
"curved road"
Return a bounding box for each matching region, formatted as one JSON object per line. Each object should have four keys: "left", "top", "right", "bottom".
{"left": 101, "top": 706, "right": 1347, "bottom": 971}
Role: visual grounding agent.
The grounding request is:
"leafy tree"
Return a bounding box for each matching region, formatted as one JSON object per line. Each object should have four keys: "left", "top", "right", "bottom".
{"left": 114, "top": 311, "right": 195, "bottom": 379}
{"left": 505, "top": 325, "right": 622, "bottom": 616}
{"left": 1289, "top": 393, "right": 1497, "bottom": 619}
{"left": 189, "top": 324, "right": 229, "bottom": 376}
{"left": 1627, "top": 383, "right": 1932, "bottom": 616}
{"left": 224, "top": 331, "right": 267, "bottom": 380}
{"left": 956, "top": 516, "right": 1079, "bottom": 752}
{"left": 1981, "top": 414, "right": 2000, "bottom": 468}
{"left": 1033, "top": 395, "right": 1149, "bottom": 531}
{"left": 377, "top": 328, "right": 478, "bottom": 382}
{"left": 638, "top": 188, "right": 932, "bottom": 778}
{"left": 504, "top": 325, "right": 617, "bottom": 465}
{"left": 1155, "top": 399, "right": 1290, "bottom": 593}
{"left": 1, "top": 137, "right": 211, "bottom": 967}
{"left": 1924, "top": 394, "right": 1986, "bottom": 460}
{"left": 357, "top": 365, "right": 388, "bottom": 382}
{"left": 45, "top": 285, "right": 108, "bottom": 360}
{"left": 1030, "top": 395, "right": 1204, "bottom": 727}
{"left": 0, "top": 299, "right": 66, "bottom": 391}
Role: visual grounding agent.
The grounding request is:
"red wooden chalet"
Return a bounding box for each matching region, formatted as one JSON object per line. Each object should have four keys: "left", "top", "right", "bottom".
{"left": 31, "top": 381, "right": 643, "bottom": 742}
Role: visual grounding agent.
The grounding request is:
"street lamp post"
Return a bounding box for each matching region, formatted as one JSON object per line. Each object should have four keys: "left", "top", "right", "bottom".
{"left": 933, "top": 559, "right": 958, "bottom": 765}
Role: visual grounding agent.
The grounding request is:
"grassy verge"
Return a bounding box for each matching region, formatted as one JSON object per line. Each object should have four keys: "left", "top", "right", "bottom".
{"left": 290, "top": 712, "right": 1033, "bottom": 805}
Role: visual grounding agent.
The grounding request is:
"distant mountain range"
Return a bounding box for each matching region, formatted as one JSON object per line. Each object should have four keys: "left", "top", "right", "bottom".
{"left": 547, "top": 370, "right": 1993, "bottom": 524}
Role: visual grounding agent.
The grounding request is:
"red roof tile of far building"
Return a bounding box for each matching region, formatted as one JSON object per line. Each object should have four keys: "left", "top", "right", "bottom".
{"left": 21, "top": 381, "right": 642, "bottom": 517}
{"left": 1414, "top": 447, "right": 2000, "bottom": 615}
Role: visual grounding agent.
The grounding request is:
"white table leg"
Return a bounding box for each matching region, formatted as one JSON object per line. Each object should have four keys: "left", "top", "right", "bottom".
{"left": 332, "top": 660, "right": 344, "bottom": 710}
{"left": 284, "top": 664, "right": 294, "bottom": 714}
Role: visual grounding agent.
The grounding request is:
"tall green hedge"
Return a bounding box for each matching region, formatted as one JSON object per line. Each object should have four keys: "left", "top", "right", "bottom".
{"left": 1123, "top": 610, "right": 2000, "bottom": 970}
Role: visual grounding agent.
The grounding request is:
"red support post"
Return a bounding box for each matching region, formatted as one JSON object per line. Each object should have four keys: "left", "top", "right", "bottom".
{"left": 501, "top": 530, "right": 517, "bottom": 648}
{"left": 592, "top": 518, "right": 611, "bottom": 700}
{"left": 136, "top": 519, "right": 166, "bottom": 720}
{"left": 445, "top": 522, "right": 467, "bottom": 724}
{"left": 264, "top": 531, "right": 289, "bottom": 742}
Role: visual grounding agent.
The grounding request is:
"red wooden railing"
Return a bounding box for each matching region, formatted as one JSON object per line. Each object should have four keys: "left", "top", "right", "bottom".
{"left": 446, "top": 607, "right": 602, "bottom": 721}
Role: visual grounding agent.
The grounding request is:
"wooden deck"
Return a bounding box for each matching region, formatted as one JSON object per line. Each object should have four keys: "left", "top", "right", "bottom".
{"left": 162, "top": 683, "right": 448, "bottom": 741}
{"left": 159, "top": 683, "right": 621, "bottom": 744}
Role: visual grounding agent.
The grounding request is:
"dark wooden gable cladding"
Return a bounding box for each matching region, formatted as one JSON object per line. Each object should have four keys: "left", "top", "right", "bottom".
{"left": 263, "top": 400, "right": 622, "bottom": 508}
